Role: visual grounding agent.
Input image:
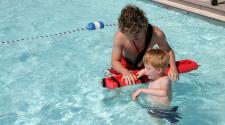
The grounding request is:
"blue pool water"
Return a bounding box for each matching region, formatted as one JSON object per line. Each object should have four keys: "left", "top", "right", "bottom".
{"left": 1, "top": 0, "right": 225, "bottom": 125}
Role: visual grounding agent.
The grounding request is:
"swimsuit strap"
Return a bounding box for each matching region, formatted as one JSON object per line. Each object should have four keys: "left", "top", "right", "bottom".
{"left": 134, "top": 24, "right": 153, "bottom": 66}
{"left": 132, "top": 40, "right": 140, "bottom": 53}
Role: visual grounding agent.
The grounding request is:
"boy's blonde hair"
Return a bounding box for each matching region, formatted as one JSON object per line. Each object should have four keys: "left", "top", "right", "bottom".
{"left": 143, "top": 49, "right": 169, "bottom": 70}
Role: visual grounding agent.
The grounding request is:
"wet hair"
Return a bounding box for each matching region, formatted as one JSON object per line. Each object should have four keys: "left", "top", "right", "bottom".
{"left": 118, "top": 5, "right": 148, "bottom": 37}
{"left": 143, "top": 49, "right": 169, "bottom": 70}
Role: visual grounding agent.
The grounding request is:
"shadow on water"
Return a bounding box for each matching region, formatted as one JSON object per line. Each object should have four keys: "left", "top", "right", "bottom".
{"left": 101, "top": 88, "right": 132, "bottom": 107}
{"left": 101, "top": 87, "right": 183, "bottom": 124}
{"left": 137, "top": 94, "right": 182, "bottom": 124}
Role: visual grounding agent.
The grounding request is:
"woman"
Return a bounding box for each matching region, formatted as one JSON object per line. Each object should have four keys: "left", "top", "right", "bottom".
{"left": 111, "top": 5, "right": 179, "bottom": 85}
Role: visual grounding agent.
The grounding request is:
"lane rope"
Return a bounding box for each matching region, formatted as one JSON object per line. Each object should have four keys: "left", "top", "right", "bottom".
{"left": 0, "top": 14, "right": 175, "bottom": 45}
{"left": 0, "top": 22, "right": 118, "bottom": 44}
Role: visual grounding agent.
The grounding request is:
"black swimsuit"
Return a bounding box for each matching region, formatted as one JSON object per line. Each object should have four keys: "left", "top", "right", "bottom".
{"left": 124, "top": 24, "right": 153, "bottom": 69}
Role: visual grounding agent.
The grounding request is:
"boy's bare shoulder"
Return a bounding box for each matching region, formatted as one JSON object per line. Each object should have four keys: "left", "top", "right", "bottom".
{"left": 161, "top": 76, "right": 172, "bottom": 84}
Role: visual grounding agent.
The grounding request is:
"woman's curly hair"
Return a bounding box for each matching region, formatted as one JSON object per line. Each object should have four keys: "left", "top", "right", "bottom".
{"left": 118, "top": 5, "right": 148, "bottom": 36}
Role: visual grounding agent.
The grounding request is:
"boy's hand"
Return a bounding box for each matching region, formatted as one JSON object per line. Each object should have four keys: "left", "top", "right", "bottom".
{"left": 136, "top": 69, "right": 147, "bottom": 78}
{"left": 132, "top": 89, "right": 141, "bottom": 101}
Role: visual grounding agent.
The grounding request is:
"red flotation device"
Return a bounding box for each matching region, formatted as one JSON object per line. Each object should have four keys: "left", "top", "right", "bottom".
{"left": 102, "top": 59, "right": 198, "bottom": 89}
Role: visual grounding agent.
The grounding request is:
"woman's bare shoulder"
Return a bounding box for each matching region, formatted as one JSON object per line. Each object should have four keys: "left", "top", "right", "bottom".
{"left": 114, "top": 31, "right": 127, "bottom": 44}
{"left": 152, "top": 25, "right": 164, "bottom": 37}
{"left": 115, "top": 31, "right": 126, "bottom": 38}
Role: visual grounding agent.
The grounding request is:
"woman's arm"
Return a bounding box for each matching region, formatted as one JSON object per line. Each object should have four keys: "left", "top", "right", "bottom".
{"left": 111, "top": 32, "right": 128, "bottom": 74}
{"left": 111, "top": 32, "right": 137, "bottom": 84}
{"left": 154, "top": 27, "right": 179, "bottom": 80}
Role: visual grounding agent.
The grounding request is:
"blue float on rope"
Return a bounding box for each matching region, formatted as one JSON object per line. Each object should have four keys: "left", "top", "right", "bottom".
{"left": 86, "top": 21, "right": 104, "bottom": 30}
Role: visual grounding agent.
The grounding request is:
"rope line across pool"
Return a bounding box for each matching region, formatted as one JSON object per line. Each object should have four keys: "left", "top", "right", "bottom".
{"left": 0, "top": 23, "right": 118, "bottom": 44}
{"left": 0, "top": 14, "right": 177, "bottom": 45}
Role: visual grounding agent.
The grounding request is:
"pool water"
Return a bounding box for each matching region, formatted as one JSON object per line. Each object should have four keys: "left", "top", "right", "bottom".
{"left": 0, "top": 0, "right": 225, "bottom": 125}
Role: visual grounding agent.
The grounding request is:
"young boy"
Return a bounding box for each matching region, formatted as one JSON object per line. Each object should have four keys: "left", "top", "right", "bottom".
{"left": 132, "top": 49, "right": 179, "bottom": 124}
{"left": 132, "top": 49, "right": 171, "bottom": 105}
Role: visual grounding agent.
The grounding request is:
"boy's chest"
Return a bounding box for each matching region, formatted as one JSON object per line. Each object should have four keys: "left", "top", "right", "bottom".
{"left": 148, "top": 80, "right": 162, "bottom": 89}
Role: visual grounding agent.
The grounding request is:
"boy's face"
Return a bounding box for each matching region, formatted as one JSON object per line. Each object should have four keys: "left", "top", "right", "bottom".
{"left": 144, "top": 64, "right": 161, "bottom": 79}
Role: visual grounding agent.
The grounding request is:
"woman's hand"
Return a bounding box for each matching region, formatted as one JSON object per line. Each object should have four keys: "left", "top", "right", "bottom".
{"left": 122, "top": 71, "right": 137, "bottom": 85}
{"left": 168, "top": 67, "right": 179, "bottom": 81}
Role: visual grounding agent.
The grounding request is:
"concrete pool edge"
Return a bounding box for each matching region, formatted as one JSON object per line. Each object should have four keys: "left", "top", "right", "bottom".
{"left": 152, "top": 0, "right": 225, "bottom": 22}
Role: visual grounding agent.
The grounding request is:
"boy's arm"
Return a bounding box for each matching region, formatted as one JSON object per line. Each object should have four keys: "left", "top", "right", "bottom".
{"left": 132, "top": 79, "right": 171, "bottom": 100}
{"left": 132, "top": 88, "right": 166, "bottom": 101}
{"left": 136, "top": 68, "right": 147, "bottom": 78}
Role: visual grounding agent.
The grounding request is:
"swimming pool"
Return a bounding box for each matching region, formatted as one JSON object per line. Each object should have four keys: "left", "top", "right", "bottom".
{"left": 0, "top": 0, "right": 225, "bottom": 124}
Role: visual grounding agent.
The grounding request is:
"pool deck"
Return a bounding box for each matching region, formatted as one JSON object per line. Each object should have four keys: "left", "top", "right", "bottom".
{"left": 152, "top": 0, "right": 225, "bottom": 22}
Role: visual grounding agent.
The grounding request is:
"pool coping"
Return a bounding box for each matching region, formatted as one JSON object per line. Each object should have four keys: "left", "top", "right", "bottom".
{"left": 152, "top": 0, "right": 225, "bottom": 22}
